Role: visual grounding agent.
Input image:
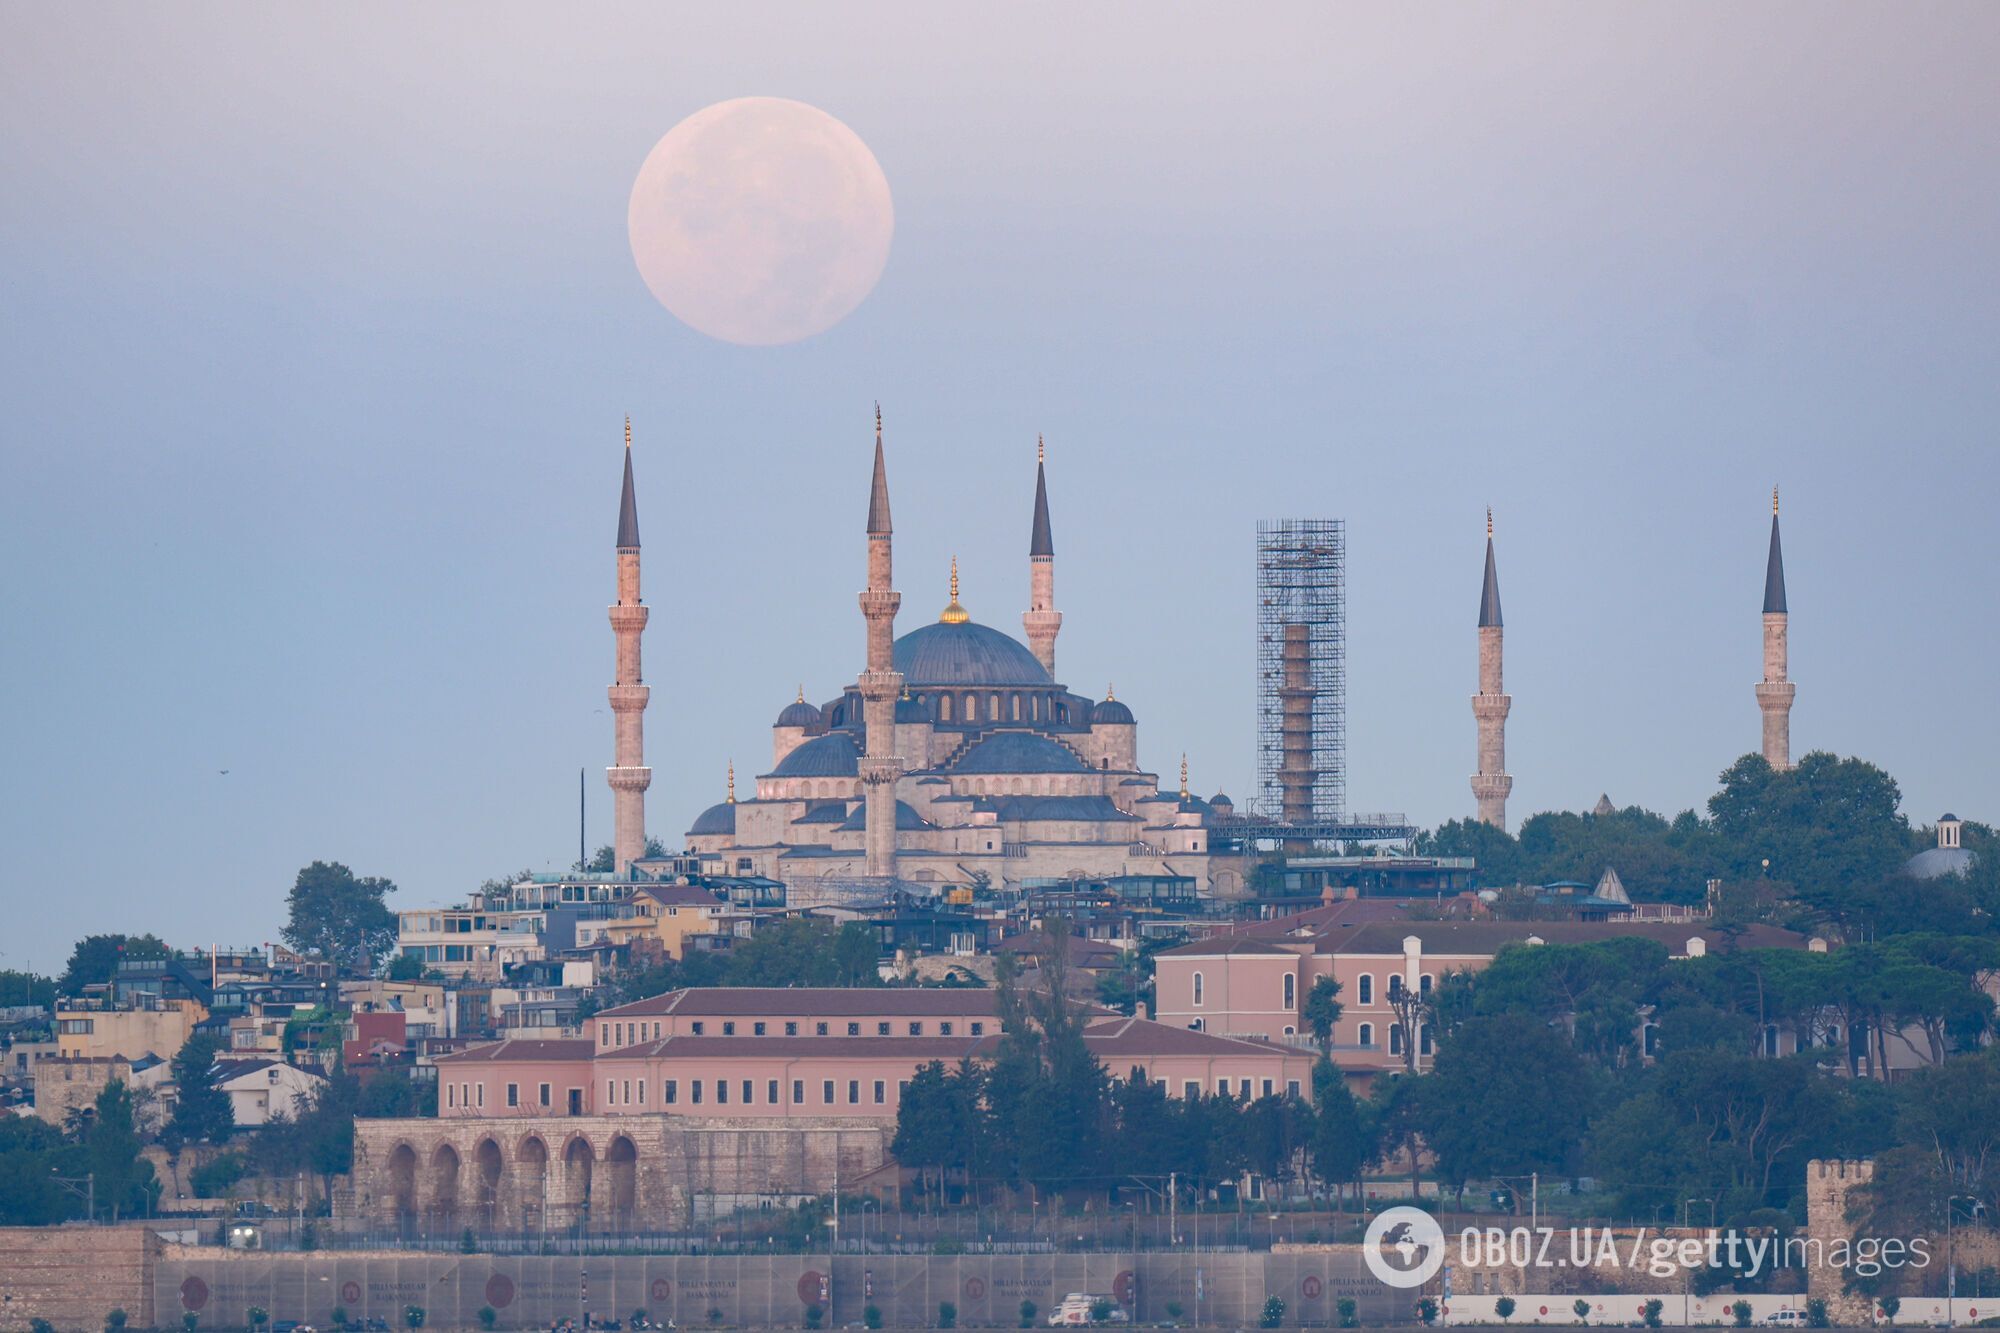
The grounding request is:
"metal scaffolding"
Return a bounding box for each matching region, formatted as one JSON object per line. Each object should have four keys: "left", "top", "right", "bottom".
{"left": 1255, "top": 519, "right": 1346, "bottom": 827}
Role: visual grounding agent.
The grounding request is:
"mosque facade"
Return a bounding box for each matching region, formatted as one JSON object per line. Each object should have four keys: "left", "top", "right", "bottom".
{"left": 674, "top": 420, "right": 1250, "bottom": 898}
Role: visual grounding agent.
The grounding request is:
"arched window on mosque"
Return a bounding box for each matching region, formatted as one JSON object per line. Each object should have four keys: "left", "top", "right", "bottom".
{"left": 940, "top": 695, "right": 953, "bottom": 722}
{"left": 1011, "top": 695, "right": 1021, "bottom": 721}
{"left": 991, "top": 692, "right": 1001, "bottom": 720}
{"left": 963, "top": 692, "right": 976, "bottom": 721}
{"left": 1031, "top": 695, "right": 1040, "bottom": 721}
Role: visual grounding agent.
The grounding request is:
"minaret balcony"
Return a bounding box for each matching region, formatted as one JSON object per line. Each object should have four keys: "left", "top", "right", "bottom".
{"left": 1471, "top": 693, "right": 1512, "bottom": 721}
{"left": 858, "top": 590, "right": 901, "bottom": 615}
{"left": 607, "top": 684, "right": 651, "bottom": 710}
{"left": 1756, "top": 681, "right": 1796, "bottom": 704}
{"left": 608, "top": 605, "right": 649, "bottom": 632}
{"left": 607, "top": 766, "right": 652, "bottom": 792}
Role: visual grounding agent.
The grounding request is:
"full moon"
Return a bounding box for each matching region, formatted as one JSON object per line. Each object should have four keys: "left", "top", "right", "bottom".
{"left": 627, "top": 97, "right": 894, "bottom": 346}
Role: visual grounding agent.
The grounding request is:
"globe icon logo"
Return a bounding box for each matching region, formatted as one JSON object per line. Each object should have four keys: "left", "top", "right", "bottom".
{"left": 1363, "top": 1206, "right": 1446, "bottom": 1289}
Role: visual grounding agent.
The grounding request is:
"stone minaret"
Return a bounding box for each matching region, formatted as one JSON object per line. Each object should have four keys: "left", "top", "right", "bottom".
{"left": 607, "top": 417, "right": 652, "bottom": 875}
{"left": 1470, "top": 509, "right": 1513, "bottom": 829}
{"left": 1277, "top": 622, "right": 1316, "bottom": 847}
{"left": 858, "top": 407, "right": 905, "bottom": 878}
{"left": 1023, "top": 436, "right": 1061, "bottom": 675}
{"left": 1757, "top": 487, "right": 1795, "bottom": 770}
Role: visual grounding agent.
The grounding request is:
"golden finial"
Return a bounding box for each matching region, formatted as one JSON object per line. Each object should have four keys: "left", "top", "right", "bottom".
{"left": 796, "top": 683, "right": 805, "bottom": 704}
{"left": 1179, "top": 754, "right": 1189, "bottom": 800}
{"left": 940, "top": 556, "right": 969, "bottom": 623}
{"left": 1773, "top": 484, "right": 1780, "bottom": 515}
{"left": 625, "top": 415, "right": 632, "bottom": 450}
{"left": 875, "top": 401, "right": 882, "bottom": 443}
{"left": 726, "top": 760, "right": 735, "bottom": 804}
{"left": 1486, "top": 506, "right": 1493, "bottom": 538}
{"left": 1105, "top": 682, "right": 1115, "bottom": 702}
{"left": 1038, "top": 433, "right": 1045, "bottom": 465}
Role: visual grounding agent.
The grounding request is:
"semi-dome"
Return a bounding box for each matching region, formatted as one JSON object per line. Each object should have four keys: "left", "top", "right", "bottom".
{"left": 1090, "top": 698, "right": 1135, "bottom": 725}
{"left": 768, "top": 730, "right": 861, "bottom": 778}
{"left": 951, "top": 730, "right": 1089, "bottom": 775}
{"left": 893, "top": 620, "right": 1052, "bottom": 687}
{"left": 686, "top": 801, "right": 737, "bottom": 837}
{"left": 776, "top": 697, "right": 825, "bottom": 729}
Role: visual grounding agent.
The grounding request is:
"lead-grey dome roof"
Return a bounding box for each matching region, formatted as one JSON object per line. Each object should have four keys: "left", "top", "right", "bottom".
{"left": 687, "top": 801, "right": 737, "bottom": 837}
{"left": 893, "top": 621, "right": 1052, "bottom": 687}
{"left": 768, "top": 731, "right": 861, "bottom": 778}
{"left": 776, "top": 698, "right": 825, "bottom": 729}
{"left": 951, "top": 730, "right": 1088, "bottom": 774}
{"left": 1090, "top": 698, "right": 1135, "bottom": 725}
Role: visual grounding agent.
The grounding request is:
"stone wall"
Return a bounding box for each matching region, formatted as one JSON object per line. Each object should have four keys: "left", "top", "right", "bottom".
{"left": 348, "top": 1116, "right": 896, "bottom": 1234}
{"left": 0, "top": 1226, "right": 158, "bottom": 1332}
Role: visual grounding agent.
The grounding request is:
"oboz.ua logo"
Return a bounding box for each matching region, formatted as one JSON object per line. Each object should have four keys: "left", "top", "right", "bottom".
{"left": 1364, "top": 1206, "right": 1446, "bottom": 1289}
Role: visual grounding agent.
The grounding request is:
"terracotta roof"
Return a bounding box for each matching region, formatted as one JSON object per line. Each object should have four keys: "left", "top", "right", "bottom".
{"left": 1082, "top": 1017, "right": 1303, "bottom": 1060}
{"left": 1154, "top": 937, "right": 1300, "bottom": 959}
{"left": 637, "top": 885, "right": 729, "bottom": 909}
{"left": 435, "top": 1039, "right": 594, "bottom": 1065}
{"left": 602, "top": 1035, "right": 995, "bottom": 1062}
{"left": 595, "top": 987, "right": 1001, "bottom": 1021}
{"left": 1315, "top": 920, "right": 1815, "bottom": 957}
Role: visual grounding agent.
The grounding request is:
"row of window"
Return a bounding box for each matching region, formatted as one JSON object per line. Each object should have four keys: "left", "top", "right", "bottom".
{"left": 446, "top": 1072, "right": 1304, "bottom": 1112}
{"left": 600, "top": 1018, "right": 985, "bottom": 1046}
{"left": 1186, "top": 971, "right": 1432, "bottom": 1010}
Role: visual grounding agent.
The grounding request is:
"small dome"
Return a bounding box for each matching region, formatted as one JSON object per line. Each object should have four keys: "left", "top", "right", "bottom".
{"left": 687, "top": 802, "right": 737, "bottom": 837}
{"left": 1941, "top": 812, "right": 1960, "bottom": 822}
{"left": 776, "top": 698, "right": 825, "bottom": 729}
{"left": 1090, "top": 698, "right": 1135, "bottom": 725}
{"left": 1209, "top": 792, "right": 1234, "bottom": 809}
{"left": 1906, "top": 846, "right": 1976, "bottom": 881}
{"left": 768, "top": 731, "right": 861, "bottom": 778}
{"left": 951, "top": 730, "right": 1089, "bottom": 775}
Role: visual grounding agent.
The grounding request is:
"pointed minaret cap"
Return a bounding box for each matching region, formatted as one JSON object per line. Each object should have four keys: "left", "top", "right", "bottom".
{"left": 616, "top": 417, "right": 641, "bottom": 550}
{"left": 1030, "top": 435, "right": 1054, "bottom": 557}
{"left": 1477, "top": 508, "right": 1502, "bottom": 628}
{"left": 1763, "top": 486, "right": 1787, "bottom": 614}
{"left": 866, "top": 403, "right": 892, "bottom": 536}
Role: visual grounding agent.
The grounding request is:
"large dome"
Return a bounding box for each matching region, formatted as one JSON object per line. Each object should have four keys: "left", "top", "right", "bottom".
{"left": 952, "top": 730, "right": 1089, "bottom": 775}
{"left": 893, "top": 620, "right": 1052, "bottom": 687}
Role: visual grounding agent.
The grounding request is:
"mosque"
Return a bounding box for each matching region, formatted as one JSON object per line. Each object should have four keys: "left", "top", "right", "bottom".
{"left": 612, "top": 414, "right": 1249, "bottom": 898}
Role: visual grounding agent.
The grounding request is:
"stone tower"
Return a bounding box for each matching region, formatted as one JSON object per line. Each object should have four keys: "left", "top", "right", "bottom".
{"left": 1757, "top": 487, "right": 1795, "bottom": 770}
{"left": 1022, "top": 436, "right": 1062, "bottom": 675}
{"left": 607, "top": 417, "right": 652, "bottom": 875}
{"left": 858, "top": 407, "right": 905, "bottom": 879}
{"left": 1470, "top": 510, "right": 1513, "bottom": 829}
{"left": 1277, "top": 622, "right": 1316, "bottom": 847}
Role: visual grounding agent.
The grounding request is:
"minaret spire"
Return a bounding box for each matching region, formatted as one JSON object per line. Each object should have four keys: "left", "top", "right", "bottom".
{"left": 1470, "top": 509, "right": 1513, "bottom": 829}
{"left": 1757, "top": 487, "right": 1795, "bottom": 768}
{"left": 1023, "top": 435, "right": 1062, "bottom": 673}
{"left": 607, "top": 419, "right": 652, "bottom": 873}
{"left": 858, "top": 405, "right": 905, "bottom": 878}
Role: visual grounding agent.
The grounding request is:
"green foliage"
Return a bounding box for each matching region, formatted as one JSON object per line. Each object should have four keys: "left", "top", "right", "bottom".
{"left": 1302, "top": 976, "right": 1343, "bottom": 1054}
{"left": 0, "top": 1115, "right": 82, "bottom": 1224}
{"left": 1642, "top": 1298, "right": 1664, "bottom": 1327}
{"left": 1019, "top": 1300, "right": 1039, "bottom": 1327}
{"left": 1732, "top": 1300, "right": 1753, "bottom": 1327}
{"left": 58, "top": 933, "right": 170, "bottom": 996}
{"left": 85, "top": 1078, "right": 160, "bottom": 1220}
{"left": 477, "top": 1308, "right": 497, "bottom": 1330}
{"left": 0, "top": 969, "right": 56, "bottom": 1008}
{"left": 1337, "top": 1296, "right": 1359, "bottom": 1326}
{"left": 171, "top": 1032, "right": 235, "bottom": 1144}
{"left": 1805, "top": 1297, "right": 1829, "bottom": 1327}
{"left": 804, "top": 1304, "right": 824, "bottom": 1329}
{"left": 1418, "top": 1014, "right": 1591, "bottom": 1198}
{"left": 578, "top": 839, "right": 672, "bottom": 873}
{"left": 728, "top": 917, "right": 881, "bottom": 987}
{"left": 865, "top": 1305, "right": 883, "bottom": 1330}
{"left": 1088, "top": 1297, "right": 1115, "bottom": 1323}
{"left": 332, "top": 1307, "right": 350, "bottom": 1328}
{"left": 183, "top": 1314, "right": 199, "bottom": 1333}
{"left": 1572, "top": 1298, "right": 1592, "bottom": 1323}
{"left": 247, "top": 1307, "right": 269, "bottom": 1329}
{"left": 937, "top": 1301, "right": 957, "bottom": 1329}
{"left": 281, "top": 861, "right": 399, "bottom": 974}
{"left": 404, "top": 1306, "right": 426, "bottom": 1329}
{"left": 1492, "top": 1296, "right": 1514, "bottom": 1323}
{"left": 107, "top": 1310, "right": 129, "bottom": 1333}
{"left": 190, "top": 1151, "right": 248, "bottom": 1198}
{"left": 32, "top": 1320, "right": 57, "bottom": 1333}
{"left": 1260, "top": 1296, "right": 1286, "bottom": 1328}
{"left": 385, "top": 954, "right": 426, "bottom": 981}
{"left": 1164, "top": 1303, "right": 1183, "bottom": 1322}
{"left": 1413, "top": 1297, "right": 1439, "bottom": 1326}
{"left": 1880, "top": 1296, "right": 1901, "bottom": 1324}
{"left": 460, "top": 1225, "right": 478, "bottom": 1253}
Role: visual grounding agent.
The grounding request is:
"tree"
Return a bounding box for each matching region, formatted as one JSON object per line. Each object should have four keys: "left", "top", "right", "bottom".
{"left": 577, "top": 838, "right": 672, "bottom": 873}
{"left": 0, "top": 1116, "right": 79, "bottom": 1224}
{"left": 170, "top": 1032, "right": 234, "bottom": 1144}
{"left": 1418, "top": 1015, "right": 1591, "bottom": 1205}
{"left": 1707, "top": 752, "right": 1913, "bottom": 927}
{"left": 281, "top": 862, "right": 398, "bottom": 975}
{"left": 0, "top": 969, "right": 56, "bottom": 1008}
{"left": 1494, "top": 1297, "right": 1515, "bottom": 1322}
{"left": 1309, "top": 1059, "right": 1369, "bottom": 1205}
{"left": 385, "top": 954, "right": 426, "bottom": 981}
{"left": 1260, "top": 1297, "right": 1286, "bottom": 1329}
{"left": 58, "top": 934, "right": 169, "bottom": 996}
{"left": 726, "top": 919, "right": 880, "bottom": 988}
{"left": 1302, "top": 977, "right": 1343, "bottom": 1056}
{"left": 84, "top": 1080, "right": 160, "bottom": 1220}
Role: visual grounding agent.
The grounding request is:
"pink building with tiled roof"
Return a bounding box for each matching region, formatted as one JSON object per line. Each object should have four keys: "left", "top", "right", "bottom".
{"left": 432, "top": 987, "right": 1315, "bottom": 1122}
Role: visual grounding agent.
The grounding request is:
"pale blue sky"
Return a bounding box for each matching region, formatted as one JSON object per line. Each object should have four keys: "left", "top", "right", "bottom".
{"left": 2, "top": 4, "right": 1996, "bottom": 971}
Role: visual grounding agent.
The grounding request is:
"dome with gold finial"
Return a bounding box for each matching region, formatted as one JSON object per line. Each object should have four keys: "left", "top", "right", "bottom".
{"left": 775, "top": 683, "right": 826, "bottom": 731}
{"left": 939, "top": 556, "right": 970, "bottom": 624}
{"left": 1091, "top": 683, "right": 1135, "bottom": 726}
{"left": 890, "top": 557, "right": 1053, "bottom": 687}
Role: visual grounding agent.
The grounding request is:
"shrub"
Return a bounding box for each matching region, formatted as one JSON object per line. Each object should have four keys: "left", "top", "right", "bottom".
{"left": 299, "top": 1222, "right": 317, "bottom": 1252}
{"left": 248, "top": 1308, "right": 270, "bottom": 1330}
{"left": 1261, "top": 1296, "right": 1286, "bottom": 1328}
{"left": 183, "top": 1316, "right": 200, "bottom": 1333}
{"left": 190, "top": 1153, "right": 248, "bottom": 1198}
{"left": 1337, "top": 1296, "right": 1359, "bottom": 1327}
{"left": 461, "top": 1227, "right": 478, "bottom": 1254}
{"left": 1163, "top": 1302, "right": 1182, "bottom": 1322}
{"left": 1573, "top": 1298, "right": 1592, "bottom": 1324}
{"left": 1414, "top": 1297, "right": 1439, "bottom": 1326}
{"left": 478, "top": 1307, "right": 498, "bottom": 1330}
{"left": 1642, "top": 1299, "right": 1664, "bottom": 1328}
{"left": 1020, "top": 1300, "right": 1039, "bottom": 1328}
{"left": 108, "top": 1312, "right": 130, "bottom": 1333}
{"left": 1806, "top": 1298, "right": 1829, "bottom": 1328}
{"left": 805, "top": 1305, "right": 824, "bottom": 1330}
{"left": 405, "top": 1306, "right": 426, "bottom": 1329}
{"left": 1089, "top": 1297, "right": 1115, "bottom": 1324}
{"left": 706, "top": 1310, "right": 724, "bottom": 1326}
{"left": 865, "top": 1306, "right": 883, "bottom": 1330}
{"left": 939, "top": 1301, "right": 958, "bottom": 1329}
{"left": 1880, "top": 1297, "right": 1901, "bottom": 1325}
{"left": 331, "top": 1308, "right": 350, "bottom": 1330}
{"left": 1494, "top": 1297, "right": 1515, "bottom": 1323}
{"left": 1731, "top": 1301, "right": 1752, "bottom": 1328}
{"left": 32, "top": 1321, "right": 56, "bottom": 1333}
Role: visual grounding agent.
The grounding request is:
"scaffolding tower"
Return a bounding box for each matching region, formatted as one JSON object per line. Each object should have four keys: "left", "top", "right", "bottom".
{"left": 1256, "top": 519, "right": 1346, "bottom": 828}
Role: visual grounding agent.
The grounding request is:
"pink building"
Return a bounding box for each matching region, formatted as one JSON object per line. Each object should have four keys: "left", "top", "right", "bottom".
{"left": 1154, "top": 919, "right": 1819, "bottom": 1081}
{"left": 432, "top": 987, "right": 1315, "bottom": 1121}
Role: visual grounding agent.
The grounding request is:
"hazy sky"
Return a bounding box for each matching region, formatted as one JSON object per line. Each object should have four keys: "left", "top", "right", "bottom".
{"left": 3, "top": 4, "right": 1997, "bottom": 972}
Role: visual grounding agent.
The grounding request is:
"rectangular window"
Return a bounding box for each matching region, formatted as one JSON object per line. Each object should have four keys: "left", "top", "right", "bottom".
{"left": 846, "top": 1022, "right": 860, "bottom": 1036}
{"left": 637, "top": 1080, "right": 645, "bottom": 1106}
{"left": 539, "top": 1083, "right": 551, "bottom": 1107}
{"left": 822, "top": 1079, "right": 835, "bottom": 1105}
{"left": 692, "top": 1021, "right": 705, "bottom": 1035}
{"left": 1286, "top": 1080, "right": 1302, "bottom": 1099}
{"left": 447, "top": 1084, "right": 456, "bottom": 1108}
{"left": 716, "top": 1079, "right": 728, "bottom": 1105}
{"left": 1217, "top": 1077, "right": 1230, "bottom": 1096}
{"left": 768, "top": 1079, "right": 780, "bottom": 1104}
{"left": 785, "top": 1021, "right": 798, "bottom": 1036}
{"left": 908, "top": 1021, "right": 923, "bottom": 1036}
{"left": 970, "top": 1022, "right": 984, "bottom": 1036}
{"left": 664, "top": 1080, "right": 678, "bottom": 1104}
{"left": 606, "top": 1080, "right": 615, "bottom": 1105}
{"left": 793, "top": 1079, "right": 805, "bottom": 1104}
{"left": 723, "top": 1021, "right": 736, "bottom": 1036}
{"left": 939, "top": 1022, "right": 953, "bottom": 1036}
{"left": 754, "top": 1022, "right": 766, "bottom": 1036}
{"left": 816, "top": 1022, "right": 829, "bottom": 1036}
{"left": 847, "top": 1079, "right": 860, "bottom": 1104}
{"left": 622, "top": 1080, "right": 631, "bottom": 1105}
{"left": 877, "top": 1021, "right": 891, "bottom": 1036}
{"left": 691, "top": 1080, "right": 704, "bottom": 1104}
{"left": 873, "top": 1080, "right": 886, "bottom": 1105}
{"left": 1183, "top": 1080, "right": 1199, "bottom": 1099}
{"left": 1262, "top": 1078, "right": 1274, "bottom": 1098}
{"left": 476, "top": 1083, "right": 484, "bottom": 1107}
{"left": 1193, "top": 971, "right": 1204, "bottom": 1006}
{"left": 506, "top": 1083, "right": 519, "bottom": 1108}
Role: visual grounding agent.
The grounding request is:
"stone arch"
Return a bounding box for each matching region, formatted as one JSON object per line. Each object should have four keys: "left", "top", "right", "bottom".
{"left": 428, "top": 1143, "right": 461, "bottom": 1230}
{"left": 605, "top": 1134, "right": 639, "bottom": 1228}
{"left": 516, "top": 1135, "right": 549, "bottom": 1231}
{"left": 561, "top": 1134, "right": 596, "bottom": 1228}
{"left": 387, "top": 1142, "right": 419, "bottom": 1233}
{"left": 473, "top": 1137, "right": 504, "bottom": 1231}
